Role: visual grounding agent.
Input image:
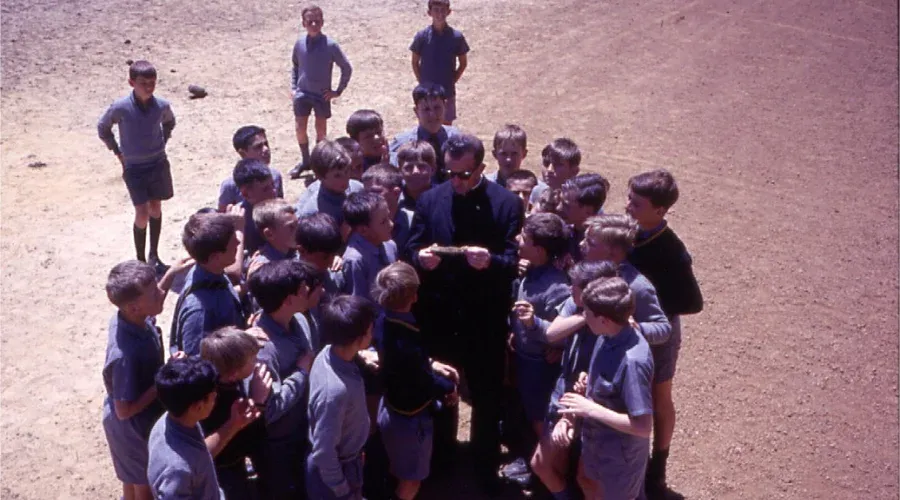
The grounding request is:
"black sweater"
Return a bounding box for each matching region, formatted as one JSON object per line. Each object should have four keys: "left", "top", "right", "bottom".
{"left": 628, "top": 224, "right": 703, "bottom": 317}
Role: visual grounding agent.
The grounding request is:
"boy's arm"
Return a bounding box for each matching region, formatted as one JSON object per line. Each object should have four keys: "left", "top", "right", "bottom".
{"left": 411, "top": 53, "right": 421, "bottom": 81}
{"left": 545, "top": 313, "right": 586, "bottom": 344}
{"left": 666, "top": 251, "right": 703, "bottom": 315}
{"left": 161, "top": 103, "right": 176, "bottom": 143}
{"left": 309, "top": 394, "right": 353, "bottom": 497}
{"left": 205, "top": 399, "right": 260, "bottom": 458}
{"left": 332, "top": 43, "right": 352, "bottom": 95}
{"left": 633, "top": 285, "right": 671, "bottom": 346}
{"left": 178, "top": 305, "right": 210, "bottom": 356}
{"left": 153, "top": 468, "right": 195, "bottom": 499}
{"left": 291, "top": 40, "right": 301, "bottom": 94}
{"left": 113, "top": 385, "right": 158, "bottom": 420}
{"left": 559, "top": 395, "right": 652, "bottom": 438}
{"left": 97, "top": 104, "right": 122, "bottom": 157}
{"left": 262, "top": 365, "right": 308, "bottom": 424}
{"left": 454, "top": 53, "right": 467, "bottom": 83}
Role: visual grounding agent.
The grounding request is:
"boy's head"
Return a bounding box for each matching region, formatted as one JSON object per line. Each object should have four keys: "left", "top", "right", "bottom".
{"left": 310, "top": 139, "right": 352, "bottom": 194}
{"left": 346, "top": 110, "right": 386, "bottom": 158}
{"left": 518, "top": 212, "right": 569, "bottom": 265}
{"left": 200, "top": 327, "right": 261, "bottom": 384}
{"left": 321, "top": 295, "right": 378, "bottom": 349}
{"left": 233, "top": 158, "right": 276, "bottom": 205}
{"left": 533, "top": 188, "right": 562, "bottom": 217}
{"left": 560, "top": 173, "right": 610, "bottom": 227}
{"left": 301, "top": 5, "right": 324, "bottom": 36}
{"left": 581, "top": 214, "right": 638, "bottom": 263}
{"left": 444, "top": 134, "right": 486, "bottom": 195}
{"left": 397, "top": 140, "right": 437, "bottom": 194}
{"left": 253, "top": 198, "right": 298, "bottom": 252}
{"left": 626, "top": 169, "right": 679, "bottom": 227}
{"left": 541, "top": 138, "right": 581, "bottom": 189}
{"left": 335, "top": 137, "right": 363, "bottom": 181}
{"left": 568, "top": 260, "right": 618, "bottom": 308}
{"left": 106, "top": 260, "right": 164, "bottom": 318}
{"left": 492, "top": 124, "right": 528, "bottom": 174}
{"left": 412, "top": 84, "right": 447, "bottom": 134}
{"left": 373, "top": 261, "right": 420, "bottom": 311}
{"left": 182, "top": 213, "right": 239, "bottom": 267}
{"left": 505, "top": 169, "right": 538, "bottom": 212}
{"left": 362, "top": 164, "right": 403, "bottom": 213}
{"left": 233, "top": 125, "right": 271, "bottom": 165}
{"left": 582, "top": 277, "right": 636, "bottom": 333}
{"left": 128, "top": 60, "right": 157, "bottom": 101}
{"left": 249, "top": 259, "right": 324, "bottom": 315}
{"left": 155, "top": 357, "right": 219, "bottom": 420}
{"left": 342, "top": 191, "right": 394, "bottom": 245}
{"left": 295, "top": 213, "right": 343, "bottom": 271}
{"left": 427, "top": 0, "right": 451, "bottom": 24}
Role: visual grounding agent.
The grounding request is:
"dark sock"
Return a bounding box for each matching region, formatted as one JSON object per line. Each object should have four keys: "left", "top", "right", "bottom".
{"left": 148, "top": 216, "right": 162, "bottom": 260}
{"left": 299, "top": 142, "right": 310, "bottom": 165}
{"left": 133, "top": 225, "right": 147, "bottom": 262}
{"left": 647, "top": 448, "right": 670, "bottom": 488}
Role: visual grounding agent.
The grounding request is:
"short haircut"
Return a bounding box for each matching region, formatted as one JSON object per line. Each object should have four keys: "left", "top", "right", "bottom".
{"left": 106, "top": 260, "right": 156, "bottom": 307}
{"left": 232, "top": 125, "right": 266, "bottom": 152}
{"left": 534, "top": 188, "right": 562, "bottom": 216}
{"left": 302, "top": 4, "right": 323, "bottom": 19}
{"left": 412, "top": 83, "right": 447, "bottom": 106}
{"left": 321, "top": 295, "right": 378, "bottom": 346}
{"left": 373, "top": 262, "right": 420, "bottom": 311}
{"left": 428, "top": 0, "right": 451, "bottom": 8}
{"left": 128, "top": 60, "right": 157, "bottom": 80}
{"left": 346, "top": 110, "right": 384, "bottom": 139}
{"left": 396, "top": 140, "right": 437, "bottom": 169}
{"left": 568, "top": 260, "right": 618, "bottom": 289}
{"left": 582, "top": 277, "right": 635, "bottom": 325}
{"left": 295, "top": 213, "right": 343, "bottom": 254}
{"left": 523, "top": 213, "right": 570, "bottom": 260}
{"left": 155, "top": 357, "right": 218, "bottom": 418}
{"left": 585, "top": 214, "right": 638, "bottom": 252}
{"left": 628, "top": 169, "right": 680, "bottom": 209}
{"left": 200, "top": 327, "right": 260, "bottom": 376}
{"left": 182, "top": 213, "right": 236, "bottom": 263}
{"left": 310, "top": 139, "right": 352, "bottom": 179}
{"left": 362, "top": 163, "right": 403, "bottom": 190}
{"left": 542, "top": 138, "right": 581, "bottom": 169}
{"left": 195, "top": 207, "right": 218, "bottom": 215}
{"left": 232, "top": 158, "right": 272, "bottom": 188}
{"left": 505, "top": 169, "right": 538, "bottom": 188}
{"left": 563, "top": 173, "right": 610, "bottom": 211}
{"left": 443, "top": 133, "right": 485, "bottom": 168}
{"left": 249, "top": 259, "right": 324, "bottom": 313}
{"left": 252, "top": 198, "right": 295, "bottom": 232}
{"left": 493, "top": 124, "right": 527, "bottom": 151}
{"left": 335, "top": 136, "right": 360, "bottom": 154}
{"left": 342, "top": 191, "right": 388, "bottom": 228}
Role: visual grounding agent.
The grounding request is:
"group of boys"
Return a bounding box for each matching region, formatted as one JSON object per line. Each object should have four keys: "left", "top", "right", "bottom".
{"left": 98, "top": 1, "right": 702, "bottom": 500}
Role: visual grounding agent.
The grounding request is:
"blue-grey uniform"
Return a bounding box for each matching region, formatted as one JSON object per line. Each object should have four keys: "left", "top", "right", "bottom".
{"left": 341, "top": 233, "right": 398, "bottom": 302}
{"left": 97, "top": 92, "right": 176, "bottom": 205}
{"left": 545, "top": 298, "right": 599, "bottom": 428}
{"left": 388, "top": 125, "right": 459, "bottom": 176}
{"left": 101, "top": 313, "right": 165, "bottom": 484}
{"left": 256, "top": 312, "right": 314, "bottom": 499}
{"left": 409, "top": 25, "right": 470, "bottom": 121}
{"left": 581, "top": 326, "right": 653, "bottom": 499}
{"left": 147, "top": 415, "right": 225, "bottom": 500}
{"left": 249, "top": 244, "right": 299, "bottom": 270}
{"left": 218, "top": 168, "right": 284, "bottom": 208}
{"left": 172, "top": 265, "right": 246, "bottom": 356}
{"left": 308, "top": 270, "right": 346, "bottom": 351}
{"left": 296, "top": 180, "right": 364, "bottom": 227}
{"left": 618, "top": 262, "right": 671, "bottom": 346}
{"left": 510, "top": 264, "right": 570, "bottom": 422}
{"left": 307, "top": 346, "right": 370, "bottom": 499}
{"left": 291, "top": 34, "right": 352, "bottom": 119}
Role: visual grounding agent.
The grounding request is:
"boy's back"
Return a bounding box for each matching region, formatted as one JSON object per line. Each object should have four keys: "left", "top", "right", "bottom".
{"left": 628, "top": 223, "right": 703, "bottom": 317}
{"left": 147, "top": 415, "right": 224, "bottom": 499}
{"left": 172, "top": 265, "right": 246, "bottom": 356}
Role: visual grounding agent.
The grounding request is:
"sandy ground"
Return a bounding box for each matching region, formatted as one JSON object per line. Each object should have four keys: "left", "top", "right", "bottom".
{"left": 1, "top": 0, "right": 898, "bottom": 498}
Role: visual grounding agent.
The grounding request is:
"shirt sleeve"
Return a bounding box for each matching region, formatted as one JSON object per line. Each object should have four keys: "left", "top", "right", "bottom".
{"left": 263, "top": 367, "right": 308, "bottom": 425}
{"left": 153, "top": 467, "right": 195, "bottom": 499}
{"left": 161, "top": 103, "right": 176, "bottom": 142}
{"left": 622, "top": 357, "right": 654, "bottom": 418}
{"left": 178, "top": 303, "right": 209, "bottom": 357}
{"left": 332, "top": 42, "right": 352, "bottom": 95}
{"left": 110, "top": 355, "right": 142, "bottom": 402}
{"left": 633, "top": 283, "right": 672, "bottom": 346}
{"left": 309, "top": 392, "right": 351, "bottom": 497}
{"left": 409, "top": 30, "right": 424, "bottom": 53}
{"left": 291, "top": 40, "right": 300, "bottom": 93}
{"left": 97, "top": 103, "right": 121, "bottom": 154}
{"left": 341, "top": 257, "right": 369, "bottom": 299}
{"left": 456, "top": 31, "right": 470, "bottom": 55}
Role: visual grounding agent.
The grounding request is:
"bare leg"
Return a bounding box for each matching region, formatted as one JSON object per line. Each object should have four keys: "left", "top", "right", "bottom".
{"left": 577, "top": 459, "right": 601, "bottom": 500}
{"left": 134, "top": 484, "right": 153, "bottom": 500}
{"left": 652, "top": 380, "right": 675, "bottom": 451}
{"left": 395, "top": 479, "right": 421, "bottom": 500}
{"left": 122, "top": 483, "right": 135, "bottom": 500}
{"left": 314, "top": 116, "right": 328, "bottom": 142}
{"left": 531, "top": 435, "right": 569, "bottom": 493}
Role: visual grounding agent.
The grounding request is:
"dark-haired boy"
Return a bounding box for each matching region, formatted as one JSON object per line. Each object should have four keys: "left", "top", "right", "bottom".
{"left": 487, "top": 124, "right": 529, "bottom": 187}
{"left": 530, "top": 138, "right": 582, "bottom": 207}
{"left": 147, "top": 357, "right": 224, "bottom": 499}
{"left": 296, "top": 212, "right": 347, "bottom": 352}
{"left": 98, "top": 60, "right": 176, "bottom": 271}
{"left": 307, "top": 295, "right": 378, "bottom": 500}
{"left": 296, "top": 140, "right": 364, "bottom": 226}
{"left": 396, "top": 140, "right": 437, "bottom": 213}
{"left": 347, "top": 110, "right": 389, "bottom": 171}
{"left": 505, "top": 169, "right": 539, "bottom": 214}
{"left": 560, "top": 173, "right": 610, "bottom": 262}
{"left": 250, "top": 260, "right": 324, "bottom": 499}
{"left": 218, "top": 125, "right": 284, "bottom": 211}
{"left": 389, "top": 84, "right": 459, "bottom": 178}
{"left": 234, "top": 158, "right": 277, "bottom": 256}
{"left": 340, "top": 191, "right": 397, "bottom": 302}
{"left": 626, "top": 169, "right": 702, "bottom": 497}
{"left": 363, "top": 163, "right": 415, "bottom": 253}
{"left": 410, "top": 0, "right": 469, "bottom": 125}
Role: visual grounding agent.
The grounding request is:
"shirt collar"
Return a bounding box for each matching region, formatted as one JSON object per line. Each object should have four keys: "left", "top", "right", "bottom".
{"left": 130, "top": 91, "right": 157, "bottom": 111}
{"left": 165, "top": 416, "right": 207, "bottom": 449}
{"left": 116, "top": 312, "right": 157, "bottom": 339}
{"left": 257, "top": 312, "right": 301, "bottom": 339}
{"left": 416, "top": 125, "right": 447, "bottom": 143}
{"left": 602, "top": 324, "right": 637, "bottom": 349}
{"left": 190, "top": 264, "right": 229, "bottom": 286}
{"left": 259, "top": 243, "right": 297, "bottom": 262}
{"left": 327, "top": 345, "right": 360, "bottom": 376}
{"left": 637, "top": 220, "right": 667, "bottom": 241}
{"left": 348, "top": 232, "right": 382, "bottom": 259}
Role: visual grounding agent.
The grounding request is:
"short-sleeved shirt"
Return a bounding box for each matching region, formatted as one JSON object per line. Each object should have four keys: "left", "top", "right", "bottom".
{"left": 218, "top": 168, "right": 284, "bottom": 208}
{"left": 148, "top": 415, "right": 225, "bottom": 499}
{"left": 341, "top": 233, "right": 398, "bottom": 302}
{"left": 410, "top": 25, "right": 470, "bottom": 96}
{"left": 295, "top": 180, "right": 365, "bottom": 227}
{"left": 510, "top": 264, "right": 570, "bottom": 358}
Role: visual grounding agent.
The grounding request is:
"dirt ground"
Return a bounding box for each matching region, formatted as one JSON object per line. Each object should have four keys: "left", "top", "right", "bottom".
{"left": 2, "top": 0, "right": 898, "bottom": 498}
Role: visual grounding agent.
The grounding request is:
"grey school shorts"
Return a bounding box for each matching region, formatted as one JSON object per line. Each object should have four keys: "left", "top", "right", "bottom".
{"left": 443, "top": 94, "right": 457, "bottom": 122}
{"left": 581, "top": 430, "right": 648, "bottom": 500}
{"left": 377, "top": 399, "right": 433, "bottom": 481}
{"left": 306, "top": 454, "right": 363, "bottom": 500}
{"left": 102, "top": 400, "right": 152, "bottom": 484}
{"left": 651, "top": 315, "right": 682, "bottom": 383}
{"left": 293, "top": 92, "right": 332, "bottom": 119}
{"left": 122, "top": 156, "right": 174, "bottom": 206}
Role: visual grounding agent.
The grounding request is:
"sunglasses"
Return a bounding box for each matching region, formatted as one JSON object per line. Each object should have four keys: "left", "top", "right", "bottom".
{"left": 444, "top": 169, "right": 476, "bottom": 180}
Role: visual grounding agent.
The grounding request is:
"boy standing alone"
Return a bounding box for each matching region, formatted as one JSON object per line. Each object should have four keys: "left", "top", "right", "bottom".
{"left": 410, "top": 0, "right": 469, "bottom": 125}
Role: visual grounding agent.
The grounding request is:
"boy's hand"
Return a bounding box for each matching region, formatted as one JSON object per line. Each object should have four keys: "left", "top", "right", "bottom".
{"left": 512, "top": 301, "right": 535, "bottom": 328}
{"left": 444, "top": 385, "right": 460, "bottom": 407}
{"left": 230, "top": 398, "right": 261, "bottom": 431}
{"left": 296, "top": 350, "right": 315, "bottom": 373}
{"left": 171, "top": 351, "right": 187, "bottom": 360}
{"left": 225, "top": 204, "right": 246, "bottom": 232}
{"left": 551, "top": 417, "right": 574, "bottom": 447}
{"left": 418, "top": 245, "right": 442, "bottom": 271}
{"left": 431, "top": 360, "right": 459, "bottom": 384}
{"left": 628, "top": 316, "right": 639, "bottom": 330}
{"left": 573, "top": 372, "right": 588, "bottom": 395}
{"left": 330, "top": 255, "right": 344, "bottom": 272}
{"left": 544, "top": 347, "right": 563, "bottom": 364}
{"left": 323, "top": 90, "right": 340, "bottom": 101}
{"left": 249, "top": 363, "right": 273, "bottom": 405}
{"left": 506, "top": 332, "right": 517, "bottom": 353}
{"left": 246, "top": 326, "right": 268, "bottom": 345}
{"left": 358, "top": 349, "right": 380, "bottom": 372}
{"left": 517, "top": 258, "right": 531, "bottom": 277}
{"left": 463, "top": 246, "right": 491, "bottom": 270}
{"left": 558, "top": 393, "right": 596, "bottom": 418}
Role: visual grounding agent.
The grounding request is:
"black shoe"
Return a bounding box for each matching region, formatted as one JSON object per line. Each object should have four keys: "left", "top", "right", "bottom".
{"left": 149, "top": 256, "right": 171, "bottom": 279}
{"left": 501, "top": 457, "right": 529, "bottom": 478}
{"left": 289, "top": 162, "right": 308, "bottom": 179}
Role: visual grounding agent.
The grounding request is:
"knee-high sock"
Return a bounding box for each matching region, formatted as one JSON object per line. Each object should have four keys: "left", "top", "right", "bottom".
{"left": 133, "top": 225, "right": 147, "bottom": 262}
{"left": 148, "top": 216, "right": 162, "bottom": 259}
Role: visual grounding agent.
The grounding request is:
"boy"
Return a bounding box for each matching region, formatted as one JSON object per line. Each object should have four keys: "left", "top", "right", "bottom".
{"left": 234, "top": 158, "right": 277, "bottom": 256}
{"left": 297, "top": 138, "right": 366, "bottom": 206}
{"left": 557, "top": 277, "right": 654, "bottom": 500}
{"left": 530, "top": 138, "right": 581, "bottom": 207}
{"left": 389, "top": 84, "right": 459, "bottom": 177}
{"left": 247, "top": 198, "right": 299, "bottom": 275}
{"left": 290, "top": 4, "right": 353, "bottom": 178}
{"left": 98, "top": 60, "right": 176, "bottom": 272}
{"left": 505, "top": 169, "right": 539, "bottom": 214}
{"left": 296, "top": 139, "right": 364, "bottom": 226}
{"left": 347, "top": 109, "right": 389, "bottom": 171}
{"left": 171, "top": 213, "right": 246, "bottom": 356}
{"left": 626, "top": 169, "right": 702, "bottom": 497}
{"left": 396, "top": 140, "right": 437, "bottom": 212}
{"left": 362, "top": 163, "right": 415, "bottom": 253}
{"left": 410, "top": 0, "right": 469, "bottom": 124}
{"left": 487, "top": 124, "right": 530, "bottom": 187}
{"left": 373, "top": 262, "right": 459, "bottom": 500}
{"left": 560, "top": 173, "right": 610, "bottom": 262}
{"left": 307, "top": 295, "right": 379, "bottom": 500}
{"left": 250, "top": 260, "right": 325, "bottom": 499}
{"left": 296, "top": 212, "right": 347, "bottom": 352}
{"left": 340, "top": 191, "right": 397, "bottom": 301}
{"left": 147, "top": 357, "right": 224, "bottom": 499}
{"left": 102, "top": 259, "right": 188, "bottom": 500}
{"left": 218, "top": 125, "right": 285, "bottom": 211}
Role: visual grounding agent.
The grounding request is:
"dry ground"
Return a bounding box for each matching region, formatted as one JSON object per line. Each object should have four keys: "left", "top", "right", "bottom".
{"left": 1, "top": 0, "right": 898, "bottom": 498}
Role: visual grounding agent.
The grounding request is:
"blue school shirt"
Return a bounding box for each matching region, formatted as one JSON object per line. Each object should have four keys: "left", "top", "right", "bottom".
{"left": 617, "top": 262, "right": 671, "bottom": 346}
{"left": 295, "top": 180, "right": 364, "bottom": 227}
{"left": 241, "top": 200, "right": 265, "bottom": 256}
{"left": 409, "top": 25, "right": 470, "bottom": 96}
{"left": 291, "top": 34, "right": 352, "bottom": 98}
{"left": 218, "top": 169, "right": 284, "bottom": 208}
{"left": 249, "top": 243, "right": 299, "bottom": 269}
{"left": 307, "top": 345, "right": 370, "bottom": 498}
{"left": 510, "top": 264, "right": 570, "bottom": 358}
{"left": 388, "top": 124, "right": 460, "bottom": 175}
{"left": 97, "top": 92, "right": 175, "bottom": 166}
{"left": 174, "top": 265, "right": 245, "bottom": 356}
{"left": 340, "top": 233, "right": 398, "bottom": 302}
{"left": 257, "top": 313, "right": 312, "bottom": 443}
{"left": 148, "top": 415, "right": 225, "bottom": 499}
{"left": 545, "top": 297, "right": 597, "bottom": 423}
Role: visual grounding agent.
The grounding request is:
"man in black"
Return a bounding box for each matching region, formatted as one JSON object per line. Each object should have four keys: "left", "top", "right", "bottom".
{"left": 405, "top": 133, "right": 524, "bottom": 494}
